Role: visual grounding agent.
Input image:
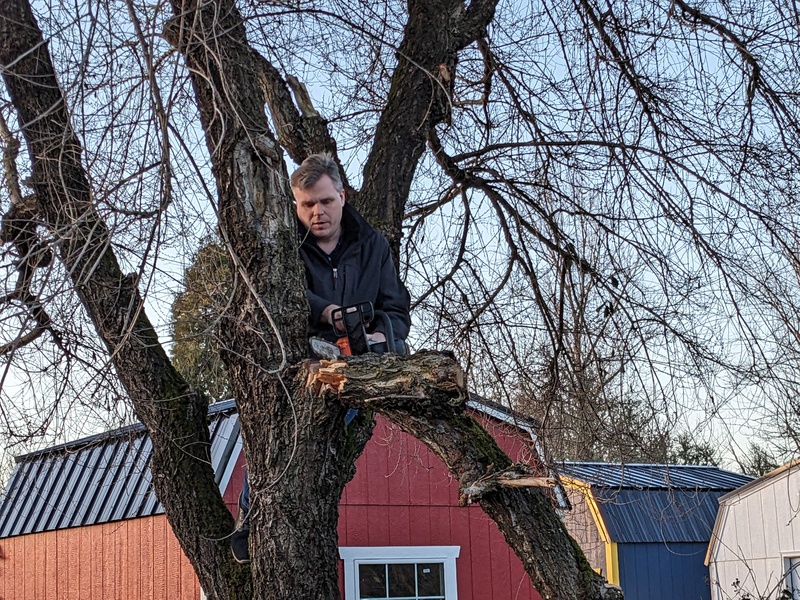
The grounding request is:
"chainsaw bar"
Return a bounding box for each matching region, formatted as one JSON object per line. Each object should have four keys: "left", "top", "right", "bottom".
{"left": 309, "top": 337, "right": 341, "bottom": 360}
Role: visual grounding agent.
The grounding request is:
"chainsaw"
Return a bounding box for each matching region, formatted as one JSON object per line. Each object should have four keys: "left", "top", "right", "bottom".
{"left": 309, "top": 301, "right": 400, "bottom": 359}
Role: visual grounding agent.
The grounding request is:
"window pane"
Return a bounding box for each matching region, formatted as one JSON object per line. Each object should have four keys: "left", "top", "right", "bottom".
{"left": 790, "top": 557, "right": 800, "bottom": 600}
{"left": 388, "top": 563, "right": 416, "bottom": 597}
{"left": 417, "top": 563, "right": 444, "bottom": 596}
{"left": 359, "top": 564, "right": 387, "bottom": 599}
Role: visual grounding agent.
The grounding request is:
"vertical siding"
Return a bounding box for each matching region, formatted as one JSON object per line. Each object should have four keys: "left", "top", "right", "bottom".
{"left": 0, "top": 516, "right": 199, "bottom": 600}
{"left": 338, "top": 415, "right": 542, "bottom": 600}
{"left": 562, "top": 488, "right": 607, "bottom": 574}
{"left": 710, "top": 468, "right": 800, "bottom": 599}
{"left": 221, "top": 449, "right": 247, "bottom": 514}
{"left": 618, "top": 543, "right": 710, "bottom": 600}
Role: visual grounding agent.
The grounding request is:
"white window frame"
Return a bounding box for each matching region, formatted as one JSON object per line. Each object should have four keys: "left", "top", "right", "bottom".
{"left": 339, "top": 545, "right": 460, "bottom": 600}
{"left": 783, "top": 554, "right": 800, "bottom": 600}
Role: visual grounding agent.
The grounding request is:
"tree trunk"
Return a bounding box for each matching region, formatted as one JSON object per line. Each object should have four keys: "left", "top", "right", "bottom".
{"left": 230, "top": 365, "right": 374, "bottom": 597}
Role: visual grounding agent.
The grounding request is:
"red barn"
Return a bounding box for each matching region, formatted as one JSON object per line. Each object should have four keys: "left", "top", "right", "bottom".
{"left": 0, "top": 398, "right": 561, "bottom": 599}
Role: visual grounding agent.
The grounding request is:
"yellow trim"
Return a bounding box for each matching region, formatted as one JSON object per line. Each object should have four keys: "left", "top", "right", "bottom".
{"left": 607, "top": 541, "right": 619, "bottom": 585}
{"left": 561, "top": 476, "right": 620, "bottom": 585}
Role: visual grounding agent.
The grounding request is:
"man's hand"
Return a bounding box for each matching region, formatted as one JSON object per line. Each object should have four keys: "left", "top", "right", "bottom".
{"left": 367, "top": 332, "right": 386, "bottom": 344}
{"left": 321, "top": 304, "right": 343, "bottom": 332}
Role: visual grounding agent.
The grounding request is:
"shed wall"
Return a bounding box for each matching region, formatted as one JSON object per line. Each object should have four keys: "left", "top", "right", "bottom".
{"left": 0, "top": 515, "right": 199, "bottom": 600}
{"left": 338, "top": 414, "right": 544, "bottom": 600}
{"left": 708, "top": 467, "right": 800, "bottom": 600}
{"left": 618, "top": 542, "right": 710, "bottom": 600}
{"left": 562, "top": 488, "right": 606, "bottom": 575}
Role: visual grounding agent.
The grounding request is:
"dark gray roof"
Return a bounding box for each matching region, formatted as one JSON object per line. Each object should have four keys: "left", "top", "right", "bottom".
{"left": 0, "top": 400, "right": 241, "bottom": 539}
{"left": 560, "top": 462, "right": 752, "bottom": 491}
{"left": 560, "top": 462, "right": 753, "bottom": 544}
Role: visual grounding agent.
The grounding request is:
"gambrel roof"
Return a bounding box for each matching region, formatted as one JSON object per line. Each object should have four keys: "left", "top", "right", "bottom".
{"left": 0, "top": 400, "right": 241, "bottom": 539}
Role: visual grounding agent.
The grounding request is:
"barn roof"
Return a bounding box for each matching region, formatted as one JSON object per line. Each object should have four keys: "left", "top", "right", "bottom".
{"left": 0, "top": 399, "right": 242, "bottom": 539}
{"left": 560, "top": 462, "right": 752, "bottom": 491}
{"left": 560, "top": 462, "right": 753, "bottom": 544}
{"left": 0, "top": 396, "right": 555, "bottom": 539}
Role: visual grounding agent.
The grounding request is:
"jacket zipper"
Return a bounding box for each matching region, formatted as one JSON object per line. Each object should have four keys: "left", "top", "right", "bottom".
{"left": 332, "top": 267, "right": 338, "bottom": 290}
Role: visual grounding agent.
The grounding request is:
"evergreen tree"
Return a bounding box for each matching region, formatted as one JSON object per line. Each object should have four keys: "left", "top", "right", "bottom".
{"left": 170, "top": 240, "right": 232, "bottom": 403}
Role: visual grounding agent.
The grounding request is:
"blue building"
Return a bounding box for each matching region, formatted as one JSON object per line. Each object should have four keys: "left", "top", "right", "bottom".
{"left": 559, "top": 462, "right": 752, "bottom": 600}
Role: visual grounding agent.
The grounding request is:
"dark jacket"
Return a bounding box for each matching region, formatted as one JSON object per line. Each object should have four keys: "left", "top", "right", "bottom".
{"left": 298, "top": 203, "right": 411, "bottom": 343}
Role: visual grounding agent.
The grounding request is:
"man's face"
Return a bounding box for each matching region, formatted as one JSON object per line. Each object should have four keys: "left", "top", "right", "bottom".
{"left": 293, "top": 175, "right": 346, "bottom": 246}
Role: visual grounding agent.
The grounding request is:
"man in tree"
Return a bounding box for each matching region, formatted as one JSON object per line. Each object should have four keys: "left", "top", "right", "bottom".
{"left": 232, "top": 153, "right": 412, "bottom": 563}
{"left": 293, "top": 153, "right": 411, "bottom": 351}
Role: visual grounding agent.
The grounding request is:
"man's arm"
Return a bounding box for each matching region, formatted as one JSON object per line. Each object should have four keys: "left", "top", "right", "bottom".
{"left": 306, "top": 290, "right": 336, "bottom": 327}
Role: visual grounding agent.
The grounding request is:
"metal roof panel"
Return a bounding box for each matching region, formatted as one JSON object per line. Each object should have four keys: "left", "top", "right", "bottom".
{"left": 559, "top": 462, "right": 752, "bottom": 491}
{"left": 560, "top": 462, "right": 753, "bottom": 544}
{"left": 595, "top": 488, "right": 726, "bottom": 543}
{"left": 0, "top": 464, "right": 27, "bottom": 538}
{"left": 0, "top": 401, "right": 241, "bottom": 538}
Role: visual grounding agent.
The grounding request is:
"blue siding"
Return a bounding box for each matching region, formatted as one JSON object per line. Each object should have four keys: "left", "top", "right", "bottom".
{"left": 618, "top": 543, "right": 711, "bottom": 600}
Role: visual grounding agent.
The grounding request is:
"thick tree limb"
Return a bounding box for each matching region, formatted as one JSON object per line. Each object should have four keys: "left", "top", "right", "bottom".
{"left": 358, "top": 0, "right": 499, "bottom": 255}
{"left": 308, "top": 352, "right": 621, "bottom": 600}
{"left": 0, "top": 3, "right": 250, "bottom": 598}
{"left": 247, "top": 47, "right": 350, "bottom": 188}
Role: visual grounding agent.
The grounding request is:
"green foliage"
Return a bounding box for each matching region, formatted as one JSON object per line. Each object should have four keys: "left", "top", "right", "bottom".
{"left": 170, "top": 240, "right": 233, "bottom": 403}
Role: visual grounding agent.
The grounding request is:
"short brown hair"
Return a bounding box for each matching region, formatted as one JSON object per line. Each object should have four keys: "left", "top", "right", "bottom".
{"left": 290, "top": 153, "right": 343, "bottom": 191}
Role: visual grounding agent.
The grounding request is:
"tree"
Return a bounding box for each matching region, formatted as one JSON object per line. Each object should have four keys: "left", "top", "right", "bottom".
{"left": 737, "top": 442, "right": 780, "bottom": 478}
{"left": 2, "top": 0, "right": 800, "bottom": 598}
{"left": 669, "top": 432, "right": 720, "bottom": 467}
{"left": 0, "top": 0, "right": 616, "bottom": 598}
{"left": 171, "top": 239, "right": 233, "bottom": 403}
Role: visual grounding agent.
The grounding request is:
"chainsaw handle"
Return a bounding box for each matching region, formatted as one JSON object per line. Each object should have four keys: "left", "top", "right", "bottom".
{"left": 330, "top": 302, "right": 403, "bottom": 355}
{"left": 372, "top": 310, "right": 397, "bottom": 354}
{"left": 331, "top": 302, "right": 373, "bottom": 355}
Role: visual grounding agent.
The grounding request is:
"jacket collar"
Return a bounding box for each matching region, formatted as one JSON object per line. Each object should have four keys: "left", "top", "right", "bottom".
{"left": 297, "top": 203, "right": 367, "bottom": 251}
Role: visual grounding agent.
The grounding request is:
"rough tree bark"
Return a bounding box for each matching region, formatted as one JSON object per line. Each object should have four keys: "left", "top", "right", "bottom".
{"left": 0, "top": 0, "right": 620, "bottom": 599}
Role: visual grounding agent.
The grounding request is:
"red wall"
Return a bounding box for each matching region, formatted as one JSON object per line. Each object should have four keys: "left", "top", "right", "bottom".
{"left": 0, "top": 515, "right": 199, "bottom": 600}
{"left": 337, "top": 413, "right": 542, "bottom": 600}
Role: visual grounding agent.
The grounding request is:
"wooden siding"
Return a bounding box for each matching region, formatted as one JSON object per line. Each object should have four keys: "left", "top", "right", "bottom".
{"left": 709, "top": 466, "right": 800, "bottom": 600}
{"left": 562, "top": 487, "right": 606, "bottom": 575}
{"left": 0, "top": 516, "right": 199, "bottom": 600}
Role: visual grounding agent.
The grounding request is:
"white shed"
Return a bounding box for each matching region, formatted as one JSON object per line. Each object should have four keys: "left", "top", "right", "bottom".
{"left": 706, "top": 460, "right": 800, "bottom": 600}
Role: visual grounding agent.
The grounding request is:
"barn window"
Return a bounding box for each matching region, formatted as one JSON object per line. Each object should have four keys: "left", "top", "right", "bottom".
{"left": 340, "top": 546, "right": 460, "bottom": 600}
{"left": 786, "top": 556, "right": 800, "bottom": 599}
